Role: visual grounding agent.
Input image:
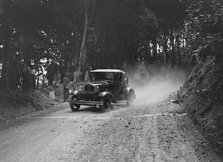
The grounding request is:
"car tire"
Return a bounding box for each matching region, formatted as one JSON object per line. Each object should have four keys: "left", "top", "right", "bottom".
{"left": 70, "top": 96, "right": 80, "bottom": 111}
{"left": 70, "top": 103, "right": 80, "bottom": 111}
{"left": 126, "top": 92, "right": 134, "bottom": 106}
{"left": 100, "top": 97, "right": 111, "bottom": 112}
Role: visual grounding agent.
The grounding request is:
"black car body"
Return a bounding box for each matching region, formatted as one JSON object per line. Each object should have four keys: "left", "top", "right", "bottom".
{"left": 68, "top": 69, "right": 136, "bottom": 111}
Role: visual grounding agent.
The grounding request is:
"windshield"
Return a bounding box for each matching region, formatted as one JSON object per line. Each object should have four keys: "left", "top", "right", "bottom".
{"left": 90, "top": 72, "right": 114, "bottom": 81}
{"left": 90, "top": 72, "right": 123, "bottom": 82}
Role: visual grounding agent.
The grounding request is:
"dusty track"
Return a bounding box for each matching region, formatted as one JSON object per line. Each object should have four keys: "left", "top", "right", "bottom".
{"left": 0, "top": 102, "right": 222, "bottom": 162}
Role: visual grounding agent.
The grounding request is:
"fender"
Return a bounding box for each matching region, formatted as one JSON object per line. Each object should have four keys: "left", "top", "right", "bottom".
{"left": 69, "top": 90, "right": 79, "bottom": 96}
{"left": 68, "top": 92, "right": 79, "bottom": 104}
{"left": 99, "top": 92, "right": 117, "bottom": 103}
{"left": 70, "top": 90, "right": 80, "bottom": 101}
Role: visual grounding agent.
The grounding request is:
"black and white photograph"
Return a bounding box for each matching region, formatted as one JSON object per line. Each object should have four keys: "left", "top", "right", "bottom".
{"left": 0, "top": 0, "right": 223, "bottom": 161}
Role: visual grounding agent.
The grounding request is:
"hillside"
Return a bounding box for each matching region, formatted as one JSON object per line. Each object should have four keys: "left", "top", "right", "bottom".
{"left": 0, "top": 84, "right": 63, "bottom": 128}
{"left": 180, "top": 57, "right": 223, "bottom": 154}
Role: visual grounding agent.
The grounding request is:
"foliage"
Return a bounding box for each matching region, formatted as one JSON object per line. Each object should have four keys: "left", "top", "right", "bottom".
{"left": 183, "top": 0, "right": 223, "bottom": 62}
{"left": 0, "top": 0, "right": 186, "bottom": 90}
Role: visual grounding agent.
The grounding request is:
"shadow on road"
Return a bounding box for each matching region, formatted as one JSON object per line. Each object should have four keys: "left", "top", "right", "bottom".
{"left": 66, "top": 104, "right": 129, "bottom": 114}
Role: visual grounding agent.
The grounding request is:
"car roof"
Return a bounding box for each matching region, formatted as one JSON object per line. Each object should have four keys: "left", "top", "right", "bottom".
{"left": 90, "top": 69, "right": 125, "bottom": 74}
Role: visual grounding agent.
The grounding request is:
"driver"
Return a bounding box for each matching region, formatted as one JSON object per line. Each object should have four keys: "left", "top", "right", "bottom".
{"left": 105, "top": 73, "right": 114, "bottom": 80}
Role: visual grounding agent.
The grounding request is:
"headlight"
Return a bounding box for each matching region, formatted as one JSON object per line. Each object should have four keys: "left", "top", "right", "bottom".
{"left": 69, "top": 89, "right": 72, "bottom": 94}
{"left": 94, "top": 86, "right": 99, "bottom": 92}
{"left": 78, "top": 86, "right": 83, "bottom": 91}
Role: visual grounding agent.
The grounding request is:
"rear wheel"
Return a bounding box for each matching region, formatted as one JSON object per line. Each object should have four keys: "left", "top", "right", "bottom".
{"left": 126, "top": 92, "right": 134, "bottom": 106}
{"left": 70, "top": 97, "right": 80, "bottom": 111}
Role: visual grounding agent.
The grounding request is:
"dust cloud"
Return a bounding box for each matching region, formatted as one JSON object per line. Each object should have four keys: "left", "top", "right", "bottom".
{"left": 127, "top": 64, "right": 186, "bottom": 105}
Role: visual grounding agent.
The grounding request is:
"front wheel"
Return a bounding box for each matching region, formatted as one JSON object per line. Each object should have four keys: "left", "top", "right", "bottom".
{"left": 70, "top": 103, "right": 80, "bottom": 111}
{"left": 100, "top": 97, "right": 111, "bottom": 112}
{"left": 70, "top": 96, "right": 80, "bottom": 111}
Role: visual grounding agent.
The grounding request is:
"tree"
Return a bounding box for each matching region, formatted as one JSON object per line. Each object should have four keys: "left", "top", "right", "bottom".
{"left": 0, "top": 0, "right": 188, "bottom": 90}
{"left": 183, "top": 0, "right": 223, "bottom": 63}
{"left": 78, "top": 0, "right": 88, "bottom": 71}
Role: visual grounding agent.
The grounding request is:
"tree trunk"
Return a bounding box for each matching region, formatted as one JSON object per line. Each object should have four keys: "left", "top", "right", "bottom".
{"left": 78, "top": 0, "right": 88, "bottom": 72}
{"left": 0, "top": 26, "right": 10, "bottom": 89}
{"left": 147, "top": 41, "right": 152, "bottom": 64}
{"left": 152, "top": 38, "right": 157, "bottom": 61}
{"left": 170, "top": 30, "right": 176, "bottom": 67}
{"left": 176, "top": 35, "right": 181, "bottom": 66}
{"left": 163, "top": 35, "right": 170, "bottom": 65}
{"left": 1, "top": 28, "right": 20, "bottom": 90}
{"left": 1, "top": 58, "right": 9, "bottom": 89}
{"left": 74, "top": 27, "right": 80, "bottom": 65}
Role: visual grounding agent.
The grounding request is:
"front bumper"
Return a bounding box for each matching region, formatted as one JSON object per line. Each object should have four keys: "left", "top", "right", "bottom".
{"left": 69, "top": 99, "right": 103, "bottom": 107}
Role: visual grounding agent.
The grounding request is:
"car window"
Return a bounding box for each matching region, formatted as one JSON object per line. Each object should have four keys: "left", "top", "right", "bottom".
{"left": 90, "top": 72, "right": 114, "bottom": 81}
{"left": 114, "top": 73, "right": 122, "bottom": 81}
{"left": 105, "top": 73, "right": 114, "bottom": 80}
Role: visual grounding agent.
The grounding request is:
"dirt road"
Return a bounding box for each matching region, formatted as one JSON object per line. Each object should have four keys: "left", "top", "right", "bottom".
{"left": 0, "top": 102, "right": 222, "bottom": 162}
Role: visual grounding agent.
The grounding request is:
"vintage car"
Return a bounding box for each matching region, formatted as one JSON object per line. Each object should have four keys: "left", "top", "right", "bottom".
{"left": 68, "top": 69, "right": 136, "bottom": 112}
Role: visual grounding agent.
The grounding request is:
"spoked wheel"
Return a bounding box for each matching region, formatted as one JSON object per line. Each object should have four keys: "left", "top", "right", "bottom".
{"left": 100, "top": 97, "right": 111, "bottom": 112}
{"left": 126, "top": 92, "right": 134, "bottom": 106}
{"left": 70, "top": 97, "right": 80, "bottom": 111}
{"left": 70, "top": 103, "right": 80, "bottom": 111}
